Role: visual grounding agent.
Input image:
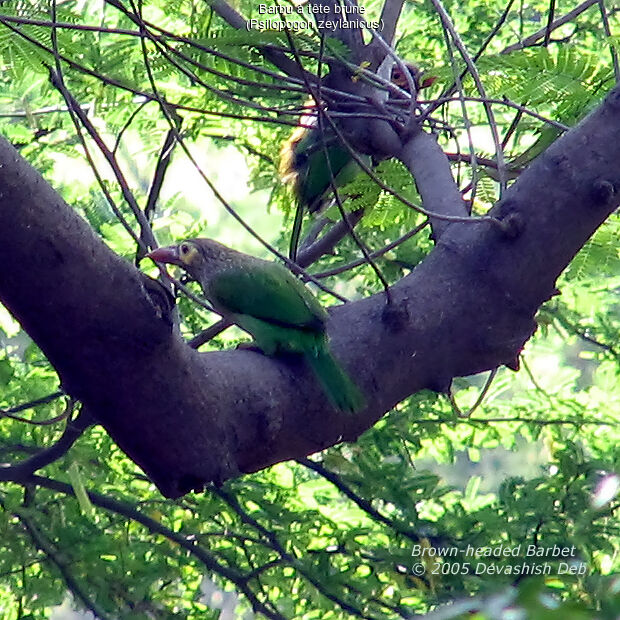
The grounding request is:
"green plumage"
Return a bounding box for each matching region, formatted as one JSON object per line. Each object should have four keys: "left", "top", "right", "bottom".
{"left": 280, "top": 118, "right": 370, "bottom": 262}
{"left": 290, "top": 129, "right": 362, "bottom": 214}
{"left": 148, "top": 238, "right": 365, "bottom": 414}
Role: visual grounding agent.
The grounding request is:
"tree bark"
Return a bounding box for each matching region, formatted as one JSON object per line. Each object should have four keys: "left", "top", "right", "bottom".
{"left": 0, "top": 87, "right": 618, "bottom": 498}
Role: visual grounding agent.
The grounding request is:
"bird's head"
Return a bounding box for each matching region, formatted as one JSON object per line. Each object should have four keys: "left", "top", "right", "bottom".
{"left": 390, "top": 63, "right": 436, "bottom": 93}
{"left": 148, "top": 239, "right": 202, "bottom": 270}
{"left": 147, "top": 238, "right": 232, "bottom": 282}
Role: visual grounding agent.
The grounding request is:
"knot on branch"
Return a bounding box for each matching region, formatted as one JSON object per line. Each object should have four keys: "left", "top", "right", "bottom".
{"left": 497, "top": 210, "right": 525, "bottom": 240}
{"left": 547, "top": 153, "right": 571, "bottom": 174}
{"left": 381, "top": 297, "right": 409, "bottom": 331}
{"left": 142, "top": 276, "right": 177, "bottom": 327}
{"left": 589, "top": 179, "right": 617, "bottom": 207}
{"left": 605, "top": 87, "right": 620, "bottom": 110}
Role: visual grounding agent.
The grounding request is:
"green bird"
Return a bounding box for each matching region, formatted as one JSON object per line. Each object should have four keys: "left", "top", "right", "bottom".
{"left": 280, "top": 64, "right": 436, "bottom": 262}
{"left": 279, "top": 109, "right": 369, "bottom": 262}
{"left": 147, "top": 238, "right": 365, "bottom": 414}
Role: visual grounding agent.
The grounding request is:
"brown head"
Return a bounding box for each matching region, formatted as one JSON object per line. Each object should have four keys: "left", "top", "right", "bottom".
{"left": 147, "top": 238, "right": 242, "bottom": 283}
{"left": 391, "top": 63, "right": 436, "bottom": 93}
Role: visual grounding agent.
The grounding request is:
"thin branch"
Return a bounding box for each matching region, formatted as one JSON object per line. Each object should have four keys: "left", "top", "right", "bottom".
{"left": 297, "top": 210, "right": 365, "bottom": 268}
{"left": 448, "top": 368, "right": 498, "bottom": 418}
{"left": 376, "top": 0, "right": 404, "bottom": 48}
{"left": 298, "top": 458, "right": 436, "bottom": 544}
{"left": 22, "top": 474, "right": 286, "bottom": 620}
{"left": 312, "top": 219, "right": 429, "bottom": 279}
{"left": 0, "top": 408, "right": 92, "bottom": 482}
{"left": 501, "top": 0, "right": 598, "bottom": 54}
{"left": 431, "top": 0, "right": 516, "bottom": 108}
{"left": 598, "top": 0, "right": 620, "bottom": 83}
{"left": 429, "top": 0, "right": 507, "bottom": 190}
{"left": 425, "top": 96, "right": 569, "bottom": 132}
{"left": 48, "top": 69, "right": 151, "bottom": 253}
{"left": 0, "top": 391, "right": 65, "bottom": 422}
{"left": 16, "top": 508, "right": 113, "bottom": 620}
{"left": 211, "top": 485, "right": 372, "bottom": 619}
{"left": 548, "top": 308, "right": 618, "bottom": 357}
{"left": 135, "top": 125, "right": 180, "bottom": 264}
{"left": 413, "top": 416, "right": 617, "bottom": 426}
{"left": 543, "top": 0, "right": 557, "bottom": 47}
{"left": 188, "top": 319, "right": 233, "bottom": 349}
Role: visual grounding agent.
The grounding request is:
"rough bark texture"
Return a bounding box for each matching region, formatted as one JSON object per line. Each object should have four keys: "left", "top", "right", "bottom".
{"left": 0, "top": 88, "right": 618, "bottom": 498}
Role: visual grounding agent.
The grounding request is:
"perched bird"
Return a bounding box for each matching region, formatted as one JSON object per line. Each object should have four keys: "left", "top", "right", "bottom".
{"left": 280, "top": 63, "right": 435, "bottom": 261}
{"left": 279, "top": 104, "right": 370, "bottom": 262}
{"left": 147, "top": 238, "right": 365, "bottom": 414}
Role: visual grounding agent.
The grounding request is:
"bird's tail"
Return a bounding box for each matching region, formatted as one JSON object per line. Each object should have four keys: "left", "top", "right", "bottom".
{"left": 289, "top": 201, "right": 305, "bottom": 262}
{"left": 306, "top": 348, "right": 365, "bottom": 414}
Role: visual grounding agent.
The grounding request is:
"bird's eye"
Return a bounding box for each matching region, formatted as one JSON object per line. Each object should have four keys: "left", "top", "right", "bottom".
{"left": 180, "top": 242, "right": 191, "bottom": 255}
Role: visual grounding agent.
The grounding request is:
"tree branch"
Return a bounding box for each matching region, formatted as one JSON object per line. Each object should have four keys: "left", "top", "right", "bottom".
{"left": 399, "top": 130, "right": 470, "bottom": 238}
{"left": 0, "top": 84, "right": 618, "bottom": 498}
{"left": 19, "top": 475, "right": 286, "bottom": 620}
{"left": 16, "top": 508, "right": 113, "bottom": 620}
{"left": 0, "top": 409, "right": 93, "bottom": 482}
{"left": 501, "top": 0, "right": 598, "bottom": 54}
{"left": 296, "top": 210, "right": 366, "bottom": 268}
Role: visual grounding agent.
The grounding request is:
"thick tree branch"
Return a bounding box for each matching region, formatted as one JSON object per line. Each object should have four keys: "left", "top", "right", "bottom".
{"left": 399, "top": 129, "right": 469, "bottom": 238}
{"left": 374, "top": 0, "right": 404, "bottom": 50}
{"left": 0, "top": 86, "right": 618, "bottom": 498}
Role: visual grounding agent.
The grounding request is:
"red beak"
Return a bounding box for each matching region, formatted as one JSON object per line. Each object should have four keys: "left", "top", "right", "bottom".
{"left": 146, "top": 245, "right": 181, "bottom": 265}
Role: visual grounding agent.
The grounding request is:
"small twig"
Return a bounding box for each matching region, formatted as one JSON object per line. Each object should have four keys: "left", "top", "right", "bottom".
{"left": 48, "top": 69, "right": 152, "bottom": 253}
{"left": 312, "top": 220, "right": 429, "bottom": 278}
{"left": 432, "top": 0, "right": 517, "bottom": 112}
{"left": 448, "top": 368, "right": 498, "bottom": 418}
{"left": 414, "top": 415, "right": 617, "bottom": 427}
{"left": 298, "top": 457, "right": 435, "bottom": 545}
{"left": 543, "top": 0, "right": 557, "bottom": 47}
{"left": 520, "top": 353, "right": 546, "bottom": 389}
{"left": 0, "top": 391, "right": 66, "bottom": 423}
{"left": 188, "top": 319, "right": 233, "bottom": 349}
{"left": 429, "top": 0, "right": 507, "bottom": 190}
{"left": 136, "top": 125, "right": 180, "bottom": 263}
{"left": 598, "top": 0, "right": 620, "bottom": 83}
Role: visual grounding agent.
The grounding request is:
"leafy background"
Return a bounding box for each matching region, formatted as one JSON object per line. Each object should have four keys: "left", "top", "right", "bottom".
{"left": 0, "top": 0, "right": 618, "bottom": 617}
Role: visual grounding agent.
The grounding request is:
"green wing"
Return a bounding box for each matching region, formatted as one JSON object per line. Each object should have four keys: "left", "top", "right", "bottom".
{"left": 295, "top": 131, "right": 359, "bottom": 213}
{"left": 209, "top": 263, "right": 327, "bottom": 331}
